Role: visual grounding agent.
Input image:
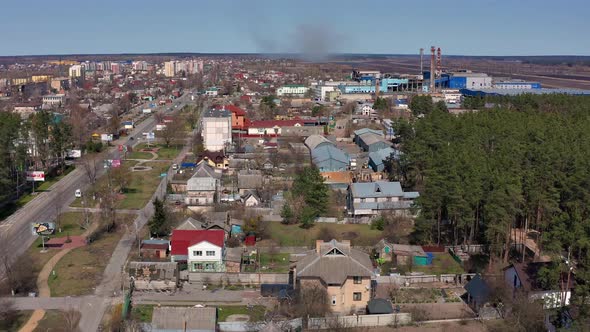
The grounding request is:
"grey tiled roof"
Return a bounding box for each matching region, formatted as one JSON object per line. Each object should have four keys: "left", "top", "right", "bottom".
{"left": 296, "top": 240, "right": 374, "bottom": 285}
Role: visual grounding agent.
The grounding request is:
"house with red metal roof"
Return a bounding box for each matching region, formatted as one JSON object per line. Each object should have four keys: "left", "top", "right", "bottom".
{"left": 170, "top": 229, "right": 226, "bottom": 272}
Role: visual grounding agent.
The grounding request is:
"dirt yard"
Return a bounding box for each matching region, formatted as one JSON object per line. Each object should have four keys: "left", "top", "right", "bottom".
{"left": 400, "top": 302, "right": 476, "bottom": 320}
{"left": 368, "top": 320, "right": 489, "bottom": 332}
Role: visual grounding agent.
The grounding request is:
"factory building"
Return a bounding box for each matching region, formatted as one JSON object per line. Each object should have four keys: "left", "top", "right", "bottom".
{"left": 493, "top": 80, "right": 541, "bottom": 89}
{"left": 448, "top": 71, "right": 492, "bottom": 90}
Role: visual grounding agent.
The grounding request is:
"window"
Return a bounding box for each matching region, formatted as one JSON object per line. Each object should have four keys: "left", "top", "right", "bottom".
{"left": 331, "top": 296, "right": 337, "bottom": 305}
{"left": 353, "top": 292, "right": 362, "bottom": 301}
{"left": 195, "top": 263, "right": 203, "bottom": 270}
{"left": 206, "top": 250, "right": 215, "bottom": 256}
{"left": 353, "top": 276, "right": 362, "bottom": 284}
{"left": 195, "top": 251, "right": 202, "bottom": 256}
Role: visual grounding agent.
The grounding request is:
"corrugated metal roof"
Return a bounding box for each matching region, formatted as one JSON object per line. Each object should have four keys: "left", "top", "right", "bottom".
{"left": 354, "top": 128, "right": 383, "bottom": 137}
{"left": 311, "top": 145, "right": 349, "bottom": 164}
{"left": 304, "top": 135, "right": 334, "bottom": 151}
{"left": 351, "top": 181, "right": 403, "bottom": 198}
{"left": 368, "top": 147, "right": 398, "bottom": 166}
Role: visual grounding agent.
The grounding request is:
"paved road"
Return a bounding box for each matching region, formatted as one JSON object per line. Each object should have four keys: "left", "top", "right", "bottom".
{"left": 8, "top": 296, "right": 102, "bottom": 311}
{"left": 0, "top": 93, "right": 194, "bottom": 280}
{"left": 77, "top": 97, "right": 202, "bottom": 332}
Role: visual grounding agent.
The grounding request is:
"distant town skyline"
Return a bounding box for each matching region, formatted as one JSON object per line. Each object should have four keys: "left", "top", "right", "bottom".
{"left": 1, "top": 0, "right": 588, "bottom": 57}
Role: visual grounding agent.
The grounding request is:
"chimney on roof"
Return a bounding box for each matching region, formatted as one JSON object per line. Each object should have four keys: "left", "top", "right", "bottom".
{"left": 316, "top": 240, "right": 324, "bottom": 254}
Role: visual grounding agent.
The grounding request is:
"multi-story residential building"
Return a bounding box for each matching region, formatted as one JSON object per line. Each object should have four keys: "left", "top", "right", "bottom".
{"left": 164, "top": 61, "right": 176, "bottom": 77}
{"left": 347, "top": 181, "right": 419, "bottom": 218}
{"left": 169, "top": 229, "right": 225, "bottom": 272}
{"left": 68, "top": 64, "right": 84, "bottom": 79}
{"left": 201, "top": 109, "right": 232, "bottom": 151}
{"left": 295, "top": 239, "right": 374, "bottom": 314}
{"left": 132, "top": 61, "right": 149, "bottom": 72}
{"left": 276, "top": 84, "right": 309, "bottom": 97}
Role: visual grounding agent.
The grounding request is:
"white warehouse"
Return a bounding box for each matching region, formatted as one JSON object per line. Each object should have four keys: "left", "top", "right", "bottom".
{"left": 201, "top": 109, "right": 232, "bottom": 152}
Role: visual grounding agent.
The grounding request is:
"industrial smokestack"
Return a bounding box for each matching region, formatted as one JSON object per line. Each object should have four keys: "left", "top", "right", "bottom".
{"left": 436, "top": 47, "right": 442, "bottom": 78}
{"left": 430, "top": 46, "right": 435, "bottom": 92}
{"left": 375, "top": 77, "right": 380, "bottom": 98}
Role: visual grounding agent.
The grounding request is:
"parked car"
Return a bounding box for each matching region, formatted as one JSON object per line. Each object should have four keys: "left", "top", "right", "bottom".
{"left": 75, "top": 189, "right": 82, "bottom": 198}
{"left": 172, "top": 164, "right": 179, "bottom": 170}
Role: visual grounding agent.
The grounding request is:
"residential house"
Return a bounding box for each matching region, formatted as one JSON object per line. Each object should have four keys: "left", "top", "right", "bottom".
{"left": 356, "top": 103, "right": 375, "bottom": 116}
{"left": 504, "top": 262, "right": 574, "bottom": 309}
{"left": 368, "top": 147, "right": 399, "bottom": 172}
{"left": 221, "top": 104, "right": 247, "bottom": 130}
{"left": 247, "top": 120, "right": 304, "bottom": 136}
{"left": 197, "top": 151, "right": 229, "bottom": 169}
{"left": 243, "top": 191, "right": 261, "bottom": 207}
{"left": 237, "top": 169, "right": 263, "bottom": 195}
{"left": 295, "top": 239, "right": 375, "bottom": 314}
{"left": 347, "top": 181, "right": 419, "bottom": 218}
{"left": 150, "top": 306, "right": 216, "bottom": 332}
{"left": 175, "top": 217, "right": 200, "bottom": 230}
{"left": 185, "top": 162, "right": 222, "bottom": 206}
{"left": 170, "top": 229, "right": 225, "bottom": 272}
{"left": 140, "top": 239, "right": 169, "bottom": 259}
{"left": 13, "top": 102, "right": 42, "bottom": 118}
{"left": 464, "top": 274, "right": 492, "bottom": 312}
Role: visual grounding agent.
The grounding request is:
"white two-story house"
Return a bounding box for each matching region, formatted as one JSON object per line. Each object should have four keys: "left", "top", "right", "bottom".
{"left": 170, "top": 229, "right": 225, "bottom": 272}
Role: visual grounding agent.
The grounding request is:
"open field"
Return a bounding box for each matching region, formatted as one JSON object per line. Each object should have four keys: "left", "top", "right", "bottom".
{"left": 267, "top": 222, "right": 382, "bottom": 247}
{"left": 47, "top": 215, "right": 134, "bottom": 296}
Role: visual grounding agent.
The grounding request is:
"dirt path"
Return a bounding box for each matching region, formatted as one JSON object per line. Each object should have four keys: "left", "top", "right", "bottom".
{"left": 18, "top": 222, "right": 98, "bottom": 332}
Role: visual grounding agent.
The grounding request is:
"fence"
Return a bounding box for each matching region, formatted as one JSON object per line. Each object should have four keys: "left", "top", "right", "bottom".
{"left": 307, "top": 313, "right": 411, "bottom": 329}
{"left": 376, "top": 273, "right": 477, "bottom": 285}
{"left": 218, "top": 318, "right": 302, "bottom": 332}
{"left": 188, "top": 272, "right": 289, "bottom": 285}
{"left": 445, "top": 244, "right": 486, "bottom": 254}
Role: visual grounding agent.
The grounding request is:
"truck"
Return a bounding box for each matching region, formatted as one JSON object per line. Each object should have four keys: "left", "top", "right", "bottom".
{"left": 142, "top": 108, "right": 152, "bottom": 114}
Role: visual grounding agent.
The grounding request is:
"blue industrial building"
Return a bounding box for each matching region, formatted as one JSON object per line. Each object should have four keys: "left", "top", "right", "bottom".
{"left": 339, "top": 78, "right": 410, "bottom": 94}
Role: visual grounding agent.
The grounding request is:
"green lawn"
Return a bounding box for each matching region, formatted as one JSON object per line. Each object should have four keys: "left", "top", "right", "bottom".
{"left": 135, "top": 143, "right": 183, "bottom": 160}
{"left": 126, "top": 151, "right": 154, "bottom": 160}
{"left": 217, "top": 305, "right": 266, "bottom": 322}
{"left": 0, "top": 166, "right": 74, "bottom": 221}
{"left": 259, "top": 253, "right": 290, "bottom": 273}
{"left": 267, "top": 222, "right": 382, "bottom": 247}
{"left": 33, "top": 310, "right": 80, "bottom": 332}
{"left": 130, "top": 304, "right": 154, "bottom": 322}
{"left": 0, "top": 311, "right": 32, "bottom": 332}
{"left": 48, "top": 215, "right": 133, "bottom": 296}
{"left": 116, "top": 161, "right": 170, "bottom": 209}
{"left": 54, "top": 211, "right": 95, "bottom": 236}
{"left": 412, "top": 253, "right": 465, "bottom": 275}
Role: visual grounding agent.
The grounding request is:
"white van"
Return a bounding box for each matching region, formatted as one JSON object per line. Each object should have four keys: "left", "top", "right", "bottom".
{"left": 75, "top": 189, "right": 82, "bottom": 198}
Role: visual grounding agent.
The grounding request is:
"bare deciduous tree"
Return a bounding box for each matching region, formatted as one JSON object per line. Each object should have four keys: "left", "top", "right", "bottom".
{"left": 81, "top": 153, "right": 101, "bottom": 184}
{"left": 61, "top": 308, "right": 81, "bottom": 332}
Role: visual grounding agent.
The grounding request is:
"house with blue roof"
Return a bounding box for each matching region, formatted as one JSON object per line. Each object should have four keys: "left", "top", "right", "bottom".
{"left": 311, "top": 145, "right": 350, "bottom": 172}
{"left": 347, "top": 181, "right": 419, "bottom": 218}
{"left": 368, "top": 147, "right": 399, "bottom": 172}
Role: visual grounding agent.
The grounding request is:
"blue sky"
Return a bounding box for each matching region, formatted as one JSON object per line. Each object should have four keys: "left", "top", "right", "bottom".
{"left": 0, "top": 0, "right": 587, "bottom": 56}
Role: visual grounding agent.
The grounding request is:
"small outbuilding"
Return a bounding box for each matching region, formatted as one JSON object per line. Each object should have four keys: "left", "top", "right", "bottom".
{"left": 367, "top": 298, "right": 393, "bottom": 314}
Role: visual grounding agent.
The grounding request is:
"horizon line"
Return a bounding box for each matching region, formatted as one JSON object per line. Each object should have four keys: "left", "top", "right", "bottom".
{"left": 1, "top": 52, "right": 590, "bottom": 59}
